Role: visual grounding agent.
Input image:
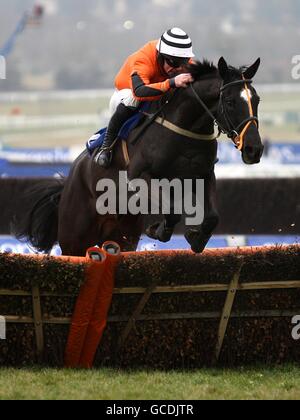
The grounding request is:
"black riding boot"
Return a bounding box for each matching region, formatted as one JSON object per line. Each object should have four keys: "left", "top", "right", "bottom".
{"left": 94, "top": 103, "right": 136, "bottom": 168}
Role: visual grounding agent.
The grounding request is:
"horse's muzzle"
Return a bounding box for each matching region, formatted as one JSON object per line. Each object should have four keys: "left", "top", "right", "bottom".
{"left": 243, "top": 144, "right": 264, "bottom": 165}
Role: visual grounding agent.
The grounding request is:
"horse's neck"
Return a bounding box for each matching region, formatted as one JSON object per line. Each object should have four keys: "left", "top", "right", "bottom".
{"left": 161, "top": 78, "right": 220, "bottom": 132}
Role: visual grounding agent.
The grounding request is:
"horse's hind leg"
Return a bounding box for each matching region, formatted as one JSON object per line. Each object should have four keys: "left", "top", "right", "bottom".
{"left": 185, "top": 173, "right": 219, "bottom": 253}
{"left": 58, "top": 188, "right": 100, "bottom": 256}
{"left": 59, "top": 218, "right": 99, "bottom": 257}
{"left": 59, "top": 237, "right": 94, "bottom": 257}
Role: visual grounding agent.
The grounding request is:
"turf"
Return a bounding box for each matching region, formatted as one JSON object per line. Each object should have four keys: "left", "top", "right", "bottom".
{"left": 1, "top": 366, "right": 300, "bottom": 400}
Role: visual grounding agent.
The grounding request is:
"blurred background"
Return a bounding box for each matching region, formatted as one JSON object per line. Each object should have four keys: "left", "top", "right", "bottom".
{"left": 0, "top": 0, "right": 299, "bottom": 253}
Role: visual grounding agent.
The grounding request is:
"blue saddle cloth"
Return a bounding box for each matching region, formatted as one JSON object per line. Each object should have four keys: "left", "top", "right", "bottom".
{"left": 86, "top": 103, "right": 150, "bottom": 155}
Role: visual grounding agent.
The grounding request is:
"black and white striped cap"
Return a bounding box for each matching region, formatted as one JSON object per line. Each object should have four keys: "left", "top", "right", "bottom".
{"left": 156, "top": 27, "right": 194, "bottom": 58}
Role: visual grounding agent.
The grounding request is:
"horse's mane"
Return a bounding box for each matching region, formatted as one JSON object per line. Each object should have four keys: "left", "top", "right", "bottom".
{"left": 187, "top": 60, "right": 217, "bottom": 80}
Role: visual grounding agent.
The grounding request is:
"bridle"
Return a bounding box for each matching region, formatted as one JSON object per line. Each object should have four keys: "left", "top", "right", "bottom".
{"left": 190, "top": 76, "right": 259, "bottom": 151}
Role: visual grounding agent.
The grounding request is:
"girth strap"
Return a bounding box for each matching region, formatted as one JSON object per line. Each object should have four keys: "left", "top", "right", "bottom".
{"left": 154, "top": 116, "right": 217, "bottom": 141}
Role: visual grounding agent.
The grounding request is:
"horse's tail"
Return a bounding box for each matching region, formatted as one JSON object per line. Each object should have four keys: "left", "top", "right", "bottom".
{"left": 12, "top": 178, "right": 65, "bottom": 253}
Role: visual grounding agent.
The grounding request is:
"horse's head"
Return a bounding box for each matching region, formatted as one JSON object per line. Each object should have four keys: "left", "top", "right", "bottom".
{"left": 218, "top": 57, "right": 264, "bottom": 164}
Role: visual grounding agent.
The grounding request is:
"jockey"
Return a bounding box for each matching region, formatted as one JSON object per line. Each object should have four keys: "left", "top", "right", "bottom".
{"left": 95, "top": 27, "right": 195, "bottom": 168}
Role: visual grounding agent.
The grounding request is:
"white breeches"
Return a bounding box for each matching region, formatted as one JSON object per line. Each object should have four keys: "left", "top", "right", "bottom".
{"left": 109, "top": 89, "right": 140, "bottom": 115}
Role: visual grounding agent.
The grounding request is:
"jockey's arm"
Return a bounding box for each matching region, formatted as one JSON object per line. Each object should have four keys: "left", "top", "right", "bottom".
{"left": 130, "top": 57, "right": 176, "bottom": 102}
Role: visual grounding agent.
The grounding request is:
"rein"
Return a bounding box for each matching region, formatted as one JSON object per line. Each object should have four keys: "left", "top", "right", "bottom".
{"left": 190, "top": 77, "right": 259, "bottom": 150}
{"left": 140, "top": 89, "right": 217, "bottom": 143}
{"left": 122, "top": 75, "right": 258, "bottom": 167}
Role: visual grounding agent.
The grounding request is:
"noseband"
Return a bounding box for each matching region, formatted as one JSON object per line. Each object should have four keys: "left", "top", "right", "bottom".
{"left": 190, "top": 77, "right": 259, "bottom": 150}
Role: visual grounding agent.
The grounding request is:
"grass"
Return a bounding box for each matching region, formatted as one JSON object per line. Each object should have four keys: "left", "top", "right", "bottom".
{"left": 1, "top": 365, "right": 300, "bottom": 400}
{"left": 0, "top": 98, "right": 109, "bottom": 117}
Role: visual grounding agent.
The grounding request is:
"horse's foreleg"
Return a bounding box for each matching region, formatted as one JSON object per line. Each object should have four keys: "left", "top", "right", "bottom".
{"left": 146, "top": 206, "right": 182, "bottom": 243}
{"left": 185, "top": 173, "right": 219, "bottom": 253}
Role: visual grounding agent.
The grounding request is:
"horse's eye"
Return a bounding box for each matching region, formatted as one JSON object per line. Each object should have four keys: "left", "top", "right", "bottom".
{"left": 226, "top": 99, "right": 234, "bottom": 107}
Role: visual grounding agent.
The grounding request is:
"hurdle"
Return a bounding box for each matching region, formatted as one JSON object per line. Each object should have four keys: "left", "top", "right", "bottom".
{"left": 0, "top": 244, "right": 300, "bottom": 368}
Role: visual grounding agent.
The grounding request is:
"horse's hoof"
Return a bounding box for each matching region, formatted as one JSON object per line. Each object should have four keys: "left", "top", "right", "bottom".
{"left": 157, "top": 224, "right": 173, "bottom": 243}
{"left": 146, "top": 223, "right": 161, "bottom": 240}
{"left": 185, "top": 229, "right": 209, "bottom": 254}
{"left": 146, "top": 222, "right": 173, "bottom": 243}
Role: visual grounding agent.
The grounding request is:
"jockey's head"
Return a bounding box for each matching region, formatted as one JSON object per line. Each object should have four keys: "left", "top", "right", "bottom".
{"left": 157, "top": 28, "right": 194, "bottom": 74}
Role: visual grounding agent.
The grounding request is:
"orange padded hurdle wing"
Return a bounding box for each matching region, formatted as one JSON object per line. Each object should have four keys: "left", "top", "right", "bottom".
{"left": 79, "top": 242, "right": 122, "bottom": 368}
{"left": 64, "top": 248, "right": 107, "bottom": 368}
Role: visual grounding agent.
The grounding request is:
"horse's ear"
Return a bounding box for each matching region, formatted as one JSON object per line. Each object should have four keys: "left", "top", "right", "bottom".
{"left": 243, "top": 58, "right": 261, "bottom": 79}
{"left": 218, "top": 57, "right": 229, "bottom": 80}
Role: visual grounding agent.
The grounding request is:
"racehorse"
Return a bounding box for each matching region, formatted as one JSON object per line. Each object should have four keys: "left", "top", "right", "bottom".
{"left": 14, "top": 57, "right": 264, "bottom": 256}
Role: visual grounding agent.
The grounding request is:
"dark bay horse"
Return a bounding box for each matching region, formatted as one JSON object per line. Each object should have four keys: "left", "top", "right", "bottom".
{"left": 14, "top": 57, "right": 264, "bottom": 256}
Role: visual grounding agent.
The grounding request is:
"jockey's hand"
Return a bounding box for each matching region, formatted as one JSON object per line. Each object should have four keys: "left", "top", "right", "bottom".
{"left": 174, "top": 73, "right": 194, "bottom": 88}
